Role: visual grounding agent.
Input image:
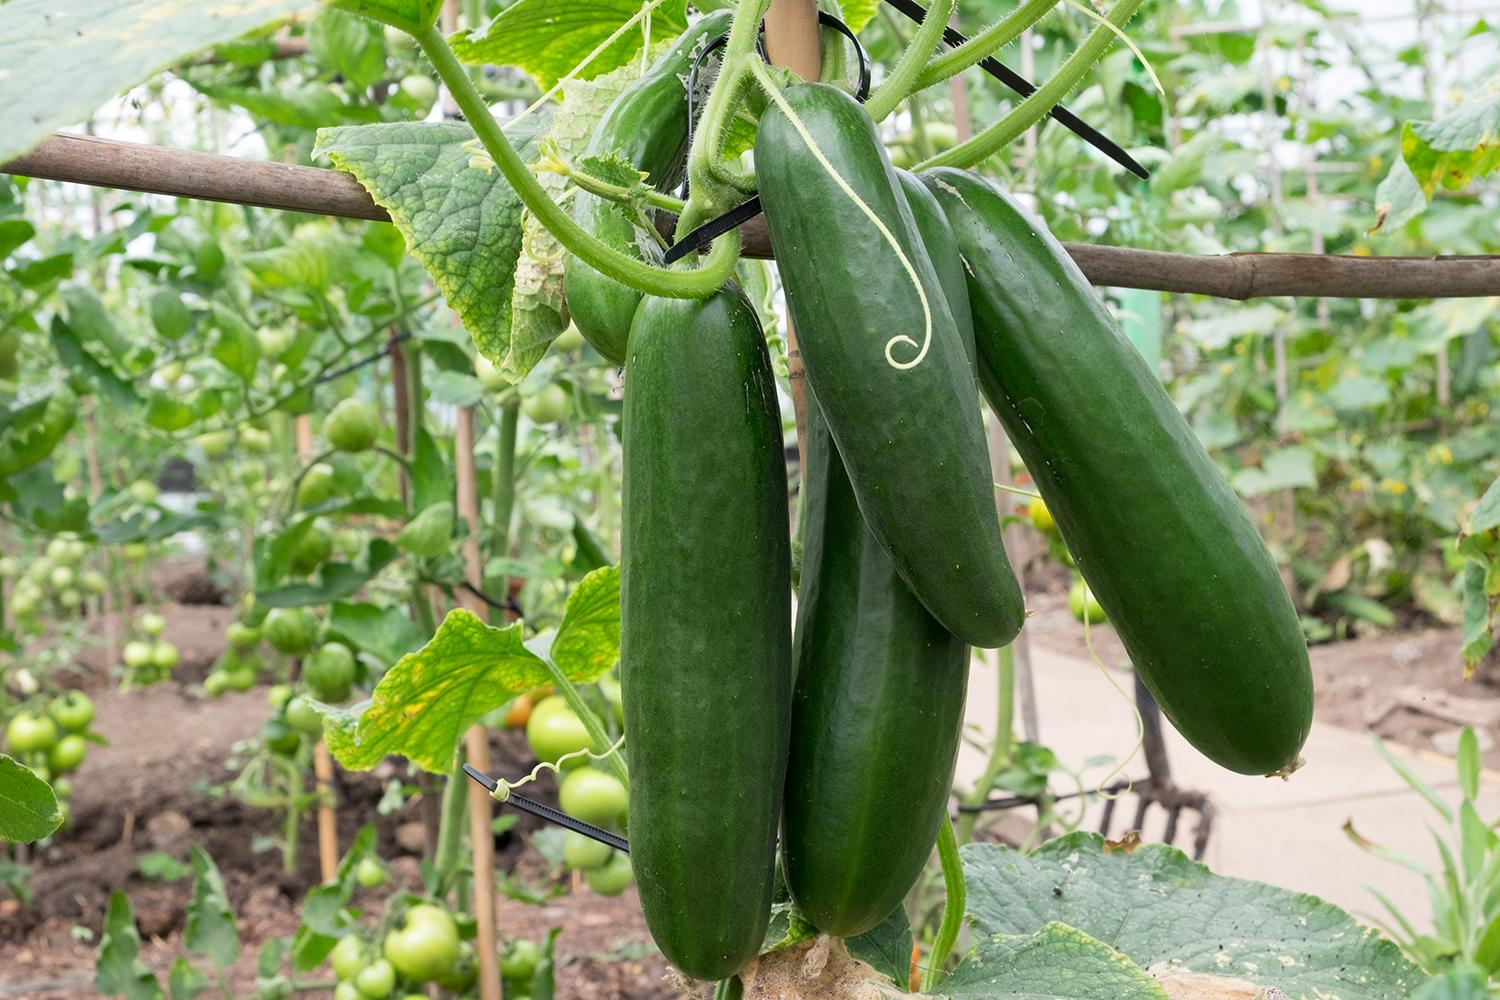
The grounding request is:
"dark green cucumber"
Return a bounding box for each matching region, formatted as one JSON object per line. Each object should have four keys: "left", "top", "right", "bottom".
{"left": 924, "top": 168, "right": 1312, "bottom": 776}
{"left": 756, "top": 83, "right": 1022, "bottom": 649}
{"left": 564, "top": 12, "right": 732, "bottom": 364}
{"left": 783, "top": 399, "right": 969, "bottom": 938}
{"left": 620, "top": 288, "right": 791, "bottom": 980}
{"left": 896, "top": 169, "right": 974, "bottom": 368}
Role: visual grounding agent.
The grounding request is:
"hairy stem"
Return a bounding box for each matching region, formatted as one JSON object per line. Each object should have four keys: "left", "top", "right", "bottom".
{"left": 923, "top": 814, "right": 967, "bottom": 991}
{"left": 919, "top": 0, "right": 1145, "bottom": 170}
{"left": 916, "top": 0, "right": 1059, "bottom": 91}
{"left": 866, "top": 0, "right": 958, "bottom": 122}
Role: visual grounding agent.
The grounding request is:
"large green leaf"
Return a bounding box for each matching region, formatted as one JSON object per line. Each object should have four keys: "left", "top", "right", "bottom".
{"left": 0, "top": 0, "right": 320, "bottom": 163}
{"left": 0, "top": 754, "right": 62, "bottom": 843}
{"left": 451, "top": 0, "right": 688, "bottom": 91}
{"left": 961, "top": 834, "right": 1427, "bottom": 1000}
{"left": 548, "top": 566, "right": 620, "bottom": 678}
{"left": 942, "top": 923, "right": 1168, "bottom": 1000}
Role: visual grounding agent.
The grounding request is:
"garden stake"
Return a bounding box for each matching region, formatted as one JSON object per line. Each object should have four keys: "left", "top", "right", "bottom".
{"left": 463, "top": 764, "right": 631, "bottom": 853}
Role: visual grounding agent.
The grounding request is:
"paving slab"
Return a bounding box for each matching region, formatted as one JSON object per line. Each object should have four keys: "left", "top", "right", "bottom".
{"left": 957, "top": 642, "right": 1500, "bottom": 922}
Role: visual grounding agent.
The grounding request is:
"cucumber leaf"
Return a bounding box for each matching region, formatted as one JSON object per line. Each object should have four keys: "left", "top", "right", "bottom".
{"left": 942, "top": 923, "right": 1167, "bottom": 1000}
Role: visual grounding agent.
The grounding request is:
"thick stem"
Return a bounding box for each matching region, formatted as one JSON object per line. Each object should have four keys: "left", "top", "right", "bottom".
{"left": 922, "top": 814, "right": 966, "bottom": 991}
{"left": 865, "top": 0, "right": 957, "bottom": 122}
{"left": 414, "top": 24, "right": 738, "bottom": 298}
{"left": 433, "top": 762, "right": 471, "bottom": 885}
{"left": 916, "top": 0, "right": 1058, "bottom": 90}
{"left": 918, "top": 0, "right": 1145, "bottom": 170}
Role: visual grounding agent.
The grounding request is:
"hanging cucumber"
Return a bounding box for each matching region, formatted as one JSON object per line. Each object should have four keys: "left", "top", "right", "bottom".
{"left": 756, "top": 83, "right": 1022, "bottom": 649}
{"left": 924, "top": 168, "right": 1312, "bottom": 777}
{"left": 896, "top": 169, "right": 974, "bottom": 368}
{"left": 621, "top": 288, "right": 791, "bottom": 980}
{"left": 783, "top": 399, "right": 969, "bottom": 938}
{"left": 564, "top": 12, "right": 733, "bottom": 364}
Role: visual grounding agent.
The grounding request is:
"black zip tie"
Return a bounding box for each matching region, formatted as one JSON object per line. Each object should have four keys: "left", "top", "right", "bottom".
{"left": 463, "top": 763, "right": 631, "bottom": 853}
{"left": 461, "top": 580, "right": 523, "bottom": 617}
{"left": 664, "top": 10, "right": 869, "bottom": 265}
{"left": 881, "top": 0, "right": 1148, "bottom": 179}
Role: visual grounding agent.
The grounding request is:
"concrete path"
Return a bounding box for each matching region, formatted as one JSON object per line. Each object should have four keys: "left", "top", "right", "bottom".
{"left": 955, "top": 642, "right": 1500, "bottom": 929}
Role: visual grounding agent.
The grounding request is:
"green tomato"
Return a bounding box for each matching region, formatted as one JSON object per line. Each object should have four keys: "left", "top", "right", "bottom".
{"left": 383, "top": 23, "right": 415, "bottom": 48}
{"left": 553, "top": 323, "right": 584, "bottom": 353}
{"left": 121, "top": 542, "right": 149, "bottom": 562}
{"left": 6, "top": 711, "right": 59, "bottom": 754}
{"left": 10, "top": 588, "right": 38, "bottom": 618}
{"left": 225, "top": 665, "right": 258, "bottom": 693}
{"left": 524, "top": 696, "right": 591, "bottom": 768}
{"left": 434, "top": 942, "right": 477, "bottom": 992}
{"left": 226, "top": 622, "right": 260, "bottom": 650}
{"left": 325, "top": 399, "right": 381, "bottom": 453}
{"left": 304, "top": 642, "right": 356, "bottom": 703}
{"left": 156, "top": 360, "right": 186, "bottom": 386}
{"left": 123, "top": 641, "right": 154, "bottom": 669}
{"left": 46, "top": 537, "right": 79, "bottom": 565}
{"left": 500, "top": 938, "right": 540, "bottom": 982}
{"left": 264, "top": 607, "right": 318, "bottom": 655}
{"left": 150, "top": 642, "right": 180, "bottom": 671}
{"left": 291, "top": 522, "right": 333, "bottom": 575}
{"left": 297, "top": 463, "right": 338, "bottom": 507}
{"left": 128, "top": 480, "right": 159, "bottom": 505}
{"left": 241, "top": 427, "right": 273, "bottom": 454}
{"left": 473, "top": 355, "right": 508, "bottom": 392}
{"left": 195, "top": 430, "right": 231, "bottom": 458}
{"left": 1068, "top": 579, "right": 1107, "bottom": 625}
{"left": 353, "top": 958, "right": 396, "bottom": 999}
{"left": 257, "top": 327, "right": 292, "bottom": 359}
{"left": 563, "top": 831, "right": 613, "bottom": 871}
{"left": 49, "top": 691, "right": 94, "bottom": 733}
{"left": 521, "top": 384, "right": 569, "bottom": 425}
{"left": 330, "top": 934, "right": 368, "bottom": 980}
{"left": 49, "top": 565, "right": 75, "bottom": 591}
{"left": 383, "top": 904, "right": 461, "bottom": 982}
{"left": 52, "top": 776, "right": 73, "bottom": 800}
{"left": 355, "top": 857, "right": 387, "bottom": 888}
{"left": 0, "top": 555, "right": 17, "bottom": 577}
{"left": 57, "top": 588, "right": 83, "bottom": 610}
{"left": 400, "top": 74, "right": 438, "bottom": 109}
{"left": 138, "top": 611, "right": 167, "bottom": 637}
{"left": 334, "top": 982, "right": 361, "bottom": 1000}
{"left": 267, "top": 684, "right": 294, "bottom": 710}
{"left": 203, "top": 672, "right": 231, "bottom": 698}
{"left": 47, "top": 734, "right": 88, "bottom": 774}
{"left": 286, "top": 695, "right": 324, "bottom": 735}
{"left": 81, "top": 570, "right": 108, "bottom": 595}
{"left": 263, "top": 717, "right": 301, "bottom": 756}
{"left": 559, "top": 767, "right": 628, "bottom": 829}
{"left": 583, "top": 850, "right": 633, "bottom": 896}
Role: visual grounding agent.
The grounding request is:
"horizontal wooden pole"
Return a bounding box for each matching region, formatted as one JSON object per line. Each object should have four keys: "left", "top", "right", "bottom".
{"left": 7, "top": 133, "right": 1499, "bottom": 300}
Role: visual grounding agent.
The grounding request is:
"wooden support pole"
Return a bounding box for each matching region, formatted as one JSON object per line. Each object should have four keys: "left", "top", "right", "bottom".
{"left": 454, "top": 406, "right": 503, "bottom": 1000}
{"left": 6, "top": 133, "right": 1500, "bottom": 300}
{"left": 296, "top": 414, "right": 340, "bottom": 883}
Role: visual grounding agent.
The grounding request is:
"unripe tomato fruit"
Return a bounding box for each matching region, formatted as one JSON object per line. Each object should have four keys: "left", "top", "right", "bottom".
{"left": 325, "top": 399, "right": 381, "bottom": 453}
{"left": 400, "top": 74, "right": 438, "bottom": 109}
{"left": 286, "top": 696, "right": 324, "bottom": 734}
{"left": 257, "top": 327, "right": 291, "bottom": 359}
{"left": 473, "top": 355, "right": 507, "bottom": 391}
{"left": 333, "top": 982, "right": 361, "bottom": 1000}
{"left": 354, "top": 958, "right": 396, "bottom": 999}
{"left": 304, "top": 642, "right": 356, "bottom": 702}
{"left": 225, "top": 665, "right": 258, "bottom": 692}
{"left": 49, "top": 565, "right": 75, "bottom": 591}
{"left": 138, "top": 611, "right": 166, "bottom": 637}
{"left": 563, "top": 831, "right": 613, "bottom": 871}
{"left": 49, "top": 692, "right": 94, "bottom": 733}
{"left": 500, "top": 938, "right": 540, "bottom": 982}
{"left": 264, "top": 607, "right": 317, "bottom": 655}
{"left": 297, "top": 463, "right": 337, "bottom": 507}
{"left": 263, "top": 717, "right": 301, "bottom": 756}
{"left": 356, "top": 857, "right": 387, "bottom": 888}
{"left": 553, "top": 323, "right": 584, "bottom": 353}
{"left": 292, "top": 522, "right": 333, "bottom": 575}
{"left": 123, "top": 641, "right": 153, "bottom": 669}
{"left": 330, "top": 934, "right": 368, "bottom": 980}
{"left": 1068, "top": 579, "right": 1107, "bottom": 625}
{"left": 525, "top": 696, "right": 591, "bottom": 768}
{"left": 521, "top": 384, "right": 569, "bottom": 425}
{"left": 267, "top": 684, "right": 294, "bottom": 710}
{"left": 47, "top": 734, "right": 88, "bottom": 774}
{"left": 226, "top": 622, "right": 260, "bottom": 649}
{"left": 196, "top": 430, "right": 231, "bottom": 458}
{"left": 81, "top": 570, "right": 108, "bottom": 595}
{"left": 128, "top": 480, "right": 159, "bottom": 505}
{"left": 6, "top": 711, "right": 58, "bottom": 753}
{"left": 150, "top": 642, "right": 180, "bottom": 671}
{"left": 559, "top": 767, "right": 628, "bottom": 828}
{"left": 584, "top": 850, "right": 633, "bottom": 896}
{"left": 383, "top": 904, "right": 461, "bottom": 982}
{"left": 203, "top": 672, "right": 231, "bottom": 697}
{"left": 241, "top": 427, "right": 272, "bottom": 454}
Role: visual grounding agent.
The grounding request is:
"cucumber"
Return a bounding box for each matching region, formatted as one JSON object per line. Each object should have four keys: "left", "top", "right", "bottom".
{"left": 783, "top": 399, "right": 969, "bottom": 938}
{"left": 756, "top": 83, "right": 1022, "bottom": 649}
{"left": 564, "top": 12, "right": 733, "bottom": 364}
{"left": 896, "top": 169, "right": 974, "bottom": 368}
{"left": 924, "top": 168, "right": 1312, "bottom": 776}
{"left": 620, "top": 288, "right": 791, "bottom": 980}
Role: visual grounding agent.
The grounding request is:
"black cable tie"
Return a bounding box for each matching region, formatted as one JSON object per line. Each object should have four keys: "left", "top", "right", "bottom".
{"left": 463, "top": 764, "right": 630, "bottom": 853}
{"left": 880, "top": 0, "right": 1149, "bottom": 179}
{"left": 461, "top": 580, "right": 523, "bottom": 617}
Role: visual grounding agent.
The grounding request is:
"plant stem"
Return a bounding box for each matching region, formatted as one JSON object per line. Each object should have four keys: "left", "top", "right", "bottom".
{"left": 434, "top": 760, "right": 471, "bottom": 886}
{"left": 413, "top": 23, "right": 739, "bottom": 298}
{"left": 546, "top": 156, "right": 686, "bottom": 213}
{"left": 541, "top": 658, "right": 629, "bottom": 786}
{"left": 916, "top": 0, "right": 1059, "bottom": 91}
{"left": 956, "top": 645, "right": 1015, "bottom": 845}
{"left": 866, "top": 0, "right": 958, "bottom": 122}
{"left": 922, "top": 813, "right": 966, "bottom": 991}
{"left": 486, "top": 401, "right": 520, "bottom": 602}
{"left": 918, "top": 0, "right": 1145, "bottom": 170}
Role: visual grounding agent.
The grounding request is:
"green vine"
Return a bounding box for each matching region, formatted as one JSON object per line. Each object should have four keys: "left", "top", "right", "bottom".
{"left": 915, "top": 0, "right": 1059, "bottom": 91}
{"left": 865, "top": 0, "right": 958, "bottom": 122}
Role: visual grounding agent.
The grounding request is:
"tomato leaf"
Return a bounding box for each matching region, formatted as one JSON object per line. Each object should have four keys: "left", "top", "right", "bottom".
{"left": 0, "top": 754, "right": 62, "bottom": 843}
{"left": 95, "top": 892, "right": 164, "bottom": 1000}
{"left": 0, "top": 0, "right": 322, "bottom": 164}
{"left": 184, "top": 846, "right": 239, "bottom": 969}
